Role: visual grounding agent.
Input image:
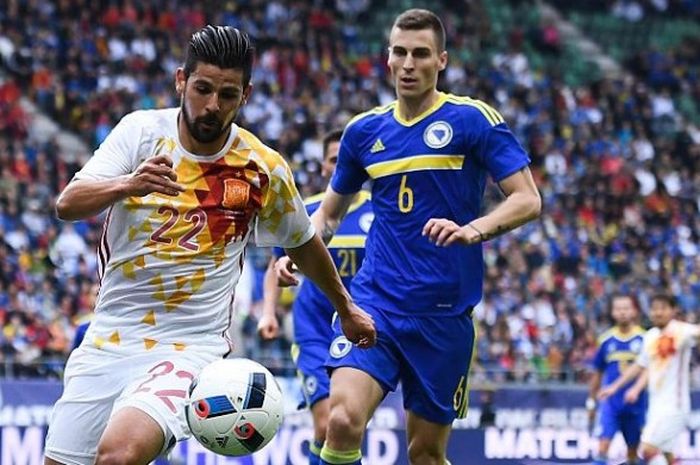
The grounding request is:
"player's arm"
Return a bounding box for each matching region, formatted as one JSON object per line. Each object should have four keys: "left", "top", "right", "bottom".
{"left": 587, "top": 370, "right": 602, "bottom": 411}
{"left": 311, "top": 186, "right": 356, "bottom": 244}
{"left": 423, "top": 167, "right": 541, "bottom": 246}
{"left": 597, "top": 363, "right": 644, "bottom": 400}
{"left": 284, "top": 234, "right": 375, "bottom": 348}
{"left": 56, "top": 155, "right": 184, "bottom": 221}
{"left": 257, "top": 256, "right": 282, "bottom": 340}
{"left": 624, "top": 367, "right": 648, "bottom": 404}
{"left": 274, "top": 186, "right": 355, "bottom": 285}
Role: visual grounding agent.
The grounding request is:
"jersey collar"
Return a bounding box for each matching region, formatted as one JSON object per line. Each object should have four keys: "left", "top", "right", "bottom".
{"left": 393, "top": 92, "right": 448, "bottom": 127}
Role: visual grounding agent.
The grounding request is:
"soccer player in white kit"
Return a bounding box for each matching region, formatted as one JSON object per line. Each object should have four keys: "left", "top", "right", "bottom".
{"left": 44, "top": 25, "right": 376, "bottom": 465}
{"left": 599, "top": 293, "right": 699, "bottom": 465}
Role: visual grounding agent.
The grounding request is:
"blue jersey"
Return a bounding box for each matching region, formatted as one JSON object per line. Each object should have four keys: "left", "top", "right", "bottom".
{"left": 276, "top": 191, "right": 373, "bottom": 344}
{"left": 593, "top": 326, "right": 648, "bottom": 412}
{"left": 331, "top": 92, "right": 530, "bottom": 316}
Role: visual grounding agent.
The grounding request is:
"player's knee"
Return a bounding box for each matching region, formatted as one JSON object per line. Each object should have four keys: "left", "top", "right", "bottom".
{"left": 407, "top": 440, "right": 444, "bottom": 465}
{"left": 326, "top": 404, "right": 364, "bottom": 442}
{"left": 94, "top": 441, "right": 143, "bottom": 465}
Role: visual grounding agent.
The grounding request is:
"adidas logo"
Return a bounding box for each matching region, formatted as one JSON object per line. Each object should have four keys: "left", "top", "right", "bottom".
{"left": 370, "top": 138, "right": 385, "bottom": 153}
{"left": 215, "top": 436, "right": 229, "bottom": 447}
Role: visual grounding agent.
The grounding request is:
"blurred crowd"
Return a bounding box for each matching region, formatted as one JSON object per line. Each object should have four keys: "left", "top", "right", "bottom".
{"left": 0, "top": 0, "right": 698, "bottom": 383}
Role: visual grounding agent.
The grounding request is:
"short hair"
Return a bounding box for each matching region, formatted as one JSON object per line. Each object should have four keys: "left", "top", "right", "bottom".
{"left": 184, "top": 25, "right": 255, "bottom": 88}
{"left": 650, "top": 293, "right": 677, "bottom": 308}
{"left": 322, "top": 129, "right": 344, "bottom": 158}
{"left": 393, "top": 9, "right": 446, "bottom": 52}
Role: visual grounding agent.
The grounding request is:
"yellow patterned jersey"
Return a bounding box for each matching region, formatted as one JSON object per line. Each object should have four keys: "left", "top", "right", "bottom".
{"left": 637, "top": 319, "right": 700, "bottom": 415}
{"left": 73, "top": 108, "right": 314, "bottom": 354}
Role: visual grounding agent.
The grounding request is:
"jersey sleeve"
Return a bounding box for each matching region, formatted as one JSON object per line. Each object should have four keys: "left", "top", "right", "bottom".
{"left": 682, "top": 322, "right": 700, "bottom": 348}
{"left": 73, "top": 112, "right": 142, "bottom": 181}
{"left": 467, "top": 107, "right": 530, "bottom": 182}
{"left": 636, "top": 333, "right": 651, "bottom": 367}
{"left": 330, "top": 124, "right": 368, "bottom": 194}
{"left": 255, "top": 158, "right": 314, "bottom": 248}
{"left": 592, "top": 339, "right": 607, "bottom": 372}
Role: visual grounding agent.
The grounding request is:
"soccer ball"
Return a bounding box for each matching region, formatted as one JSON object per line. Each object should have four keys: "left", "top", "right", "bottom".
{"left": 186, "top": 358, "right": 284, "bottom": 456}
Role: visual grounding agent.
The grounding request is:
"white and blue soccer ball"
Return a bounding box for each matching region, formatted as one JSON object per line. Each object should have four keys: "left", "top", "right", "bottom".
{"left": 186, "top": 358, "right": 284, "bottom": 456}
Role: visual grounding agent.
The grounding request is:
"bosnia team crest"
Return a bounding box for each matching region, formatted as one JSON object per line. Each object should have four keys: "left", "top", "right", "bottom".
{"left": 222, "top": 178, "right": 250, "bottom": 209}
{"left": 329, "top": 336, "right": 353, "bottom": 358}
{"left": 423, "top": 121, "right": 453, "bottom": 149}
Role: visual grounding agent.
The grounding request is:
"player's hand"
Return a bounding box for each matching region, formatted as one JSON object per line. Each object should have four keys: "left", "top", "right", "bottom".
{"left": 597, "top": 386, "right": 616, "bottom": 401}
{"left": 338, "top": 303, "right": 376, "bottom": 349}
{"left": 274, "top": 256, "right": 299, "bottom": 287}
{"left": 124, "top": 155, "right": 185, "bottom": 197}
{"left": 422, "top": 218, "right": 481, "bottom": 247}
{"left": 624, "top": 389, "right": 639, "bottom": 404}
{"left": 257, "top": 313, "right": 279, "bottom": 340}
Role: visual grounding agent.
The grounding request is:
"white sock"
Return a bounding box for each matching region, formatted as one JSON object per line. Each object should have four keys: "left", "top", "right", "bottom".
{"left": 647, "top": 453, "right": 668, "bottom": 465}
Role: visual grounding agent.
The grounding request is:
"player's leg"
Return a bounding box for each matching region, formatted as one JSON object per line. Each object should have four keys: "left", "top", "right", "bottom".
{"left": 405, "top": 412, "right": 451, "bottom": 465}
{"left": 400, "top": 309, "right": 475, "bottom": 465}
{"left": 96, "top": 351, "right": 219, "bottom": 465}
{"left": 322, "top": 367, "right": 385, "bottom": 465}
{"left": 294, "top": 341, "right": 333, "bottom": 465}
{"left": 309, "top": 398, "right": 330, "bottom": 465}
{"left": 322, "top": 308, "right": 400, "bottom": 465}
{"left": 619, "top": 410, "right": 643, "bottom": 464}
{"left": 94, "top": 407, "right": 165, "bottom": 465}
{"left": 594, "top": 403, "right": 619, "bottom": 465}
{"left": 641, "top": 443, "right": 667, "bottom": 465}
{"left": 44, "top": 349, "right": 123, "bottom": 465}
{"left": 639, "top": 411, "right": 686, "bottom": 465}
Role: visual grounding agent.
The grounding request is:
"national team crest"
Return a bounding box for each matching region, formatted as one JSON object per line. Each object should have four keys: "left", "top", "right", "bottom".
{"left": 329, "top": 336, "right": 352, "bottom": 358}
{"left": 423, "top": 121, "right": 453, "bottom": 149}
{"left": 222, "top": 178, "right": 250, "bottom": 210}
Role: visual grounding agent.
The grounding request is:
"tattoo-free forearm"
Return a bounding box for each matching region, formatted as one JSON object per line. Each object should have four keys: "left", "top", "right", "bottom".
{"left": 611, "top": 363, "right": 643, "bottom": 393}
{"left": 56, "top": 177, "right": 130, "bottom": 221}
{"left": 261, "top": 258, "right": 282, "bottom": 319}
{"left": 285, "top": 234, "right": 352, "bottom": 314}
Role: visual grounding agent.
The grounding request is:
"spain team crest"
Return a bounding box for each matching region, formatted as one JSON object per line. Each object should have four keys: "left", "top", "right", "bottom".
{"left": 222, "top": 178, "right": 250, "bottom": 210}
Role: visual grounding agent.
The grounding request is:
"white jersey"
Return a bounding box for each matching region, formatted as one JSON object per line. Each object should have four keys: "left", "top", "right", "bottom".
{"left": 637, "top": 319, "right": 699, "bottom": 414}
{"left": 74, "top": 108, "right": 313, "bottom": 355}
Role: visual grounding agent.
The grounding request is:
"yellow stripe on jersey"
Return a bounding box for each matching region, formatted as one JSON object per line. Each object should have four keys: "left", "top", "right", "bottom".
{"left": 393, "top": 92, "right": 449, "bottom": 126}
{"left": 446, "top": 95, "right": 505, "bottom": 126}
{"left": 346, "top": 102, "right": 396, "bottom": 129}
{"left": 328, "top": 235, "right": 366, "bottom": 248}
{"left": 366, "top": 154, "right": 465, "bottom": 179}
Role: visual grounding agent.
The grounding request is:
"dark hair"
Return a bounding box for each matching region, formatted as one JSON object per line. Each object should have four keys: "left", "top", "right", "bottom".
{"left": 609, "top": 293, "right": 638, "bottom": 311}
{"left": 322, "top": 129, "right": 344, "bottom": 158}
{"left": 651, "top": 293, "right": 677, "bottom": 308}
{"left": 184, "top": 25, "right": 255, "bottom": 87}
{"left": 393, "top": 9, "right": 446, "bottom": 51}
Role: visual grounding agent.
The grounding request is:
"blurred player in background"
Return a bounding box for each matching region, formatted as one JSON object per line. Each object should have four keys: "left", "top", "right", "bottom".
{"left": 587, "top": 294, "right": 646, "bottom": 465}
{"left": 44, "top": 25, "right": 375, "bottom": 465}
{"left": 599, "top": 293, "right": 699, "bottom": 465}
{"left": 276, "top": 8, "right": 541, "bottom": 465}
{"left": 258, "top": 129, "right": 373, "bottom": 465}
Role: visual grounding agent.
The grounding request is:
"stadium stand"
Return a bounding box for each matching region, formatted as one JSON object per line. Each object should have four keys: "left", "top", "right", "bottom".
{"left": 0, "top": 0, "right": 698, "bottom": 385}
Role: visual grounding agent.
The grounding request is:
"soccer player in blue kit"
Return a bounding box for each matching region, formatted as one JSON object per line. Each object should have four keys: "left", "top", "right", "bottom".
{"left": 588, "top": 294, "right": 647, "bottom": 465}
{"left": 275, "top": 9, "right": 541, "bottom": 465}
{"left": 258, "top": 129, "right": 373, "bottom": 465}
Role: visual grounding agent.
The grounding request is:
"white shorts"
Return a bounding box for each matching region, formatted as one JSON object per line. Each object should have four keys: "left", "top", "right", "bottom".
{"left": 44, "top": 345, "right": 223, "bottom": 465}
{"left": 640, "top": 410, "right": 688, "bottom": 453}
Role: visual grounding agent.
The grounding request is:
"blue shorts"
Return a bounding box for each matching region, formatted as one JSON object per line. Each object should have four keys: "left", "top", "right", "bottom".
{"left": 325, "top": 303, "right": 475, "bottom": 424}
{"left": 291, "top": 341, "right": 331, "bottom": 409}
{"left": 598, "top": 401, "right": 645, "bottom": 445}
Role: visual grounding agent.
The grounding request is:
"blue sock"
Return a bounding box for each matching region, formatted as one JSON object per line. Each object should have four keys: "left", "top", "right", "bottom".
{"left": 319, "top": 445, "right": 361, "bottom": 465}
{"left": 309, "top": 440, "right": 323, "bottom": 465}
{"left": 593, "top": 456, "right": 607, "bottom": 465}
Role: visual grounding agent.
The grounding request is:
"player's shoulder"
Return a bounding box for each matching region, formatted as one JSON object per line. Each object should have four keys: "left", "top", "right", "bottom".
{"left": 122, "top": 107, "right": 178, "bottom": 126}
{"left": 597, "top": 328, "right": 616, "bottom": 345}
{"left": 443, "top": 93, "right": 505, "bottom": 127}
{"left": 236, "top": 126, "right": 288, "bottom": 172}
{"left": 345, "top": 101, "right": 396, "bottom": 132}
